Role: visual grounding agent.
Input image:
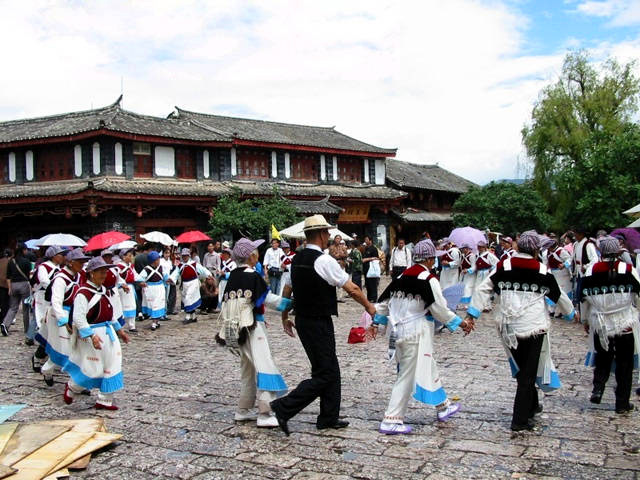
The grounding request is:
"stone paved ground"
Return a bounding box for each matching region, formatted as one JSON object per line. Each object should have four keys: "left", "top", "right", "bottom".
{"left": 1, "top": 277, "right": 639, "bottom": 480}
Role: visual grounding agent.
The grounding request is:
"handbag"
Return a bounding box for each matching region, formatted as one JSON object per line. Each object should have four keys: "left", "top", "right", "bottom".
{"left": 366, "top": 260, "right": 381, "bottom": 278}
{"left": 347, "top": 326, "right": 367, "bottom": 344}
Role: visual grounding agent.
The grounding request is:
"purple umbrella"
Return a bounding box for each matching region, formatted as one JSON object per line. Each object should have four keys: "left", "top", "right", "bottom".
{"left": 610, "top": 228, "right": 640, "bottom": 251}
{"left": 448, "top": 227, "right": 486, "bottom": 253}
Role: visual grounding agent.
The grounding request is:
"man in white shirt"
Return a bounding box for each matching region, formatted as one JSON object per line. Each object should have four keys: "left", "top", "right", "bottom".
{"left": 270, "top": 215, "right": 376, "bottom": 436}
{"left": 202, "top": 242, "right": 221, "bottom": 274}
{"left": 389, "top": 238, "right": 412, "bottom": 280}
{"left": 263, "top": 239, "right": 284, "bottom": 294}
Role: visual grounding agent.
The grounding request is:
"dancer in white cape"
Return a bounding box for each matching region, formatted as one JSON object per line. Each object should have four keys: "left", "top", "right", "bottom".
{"left": 439, "top": 239, "right": 461, "bottom": 290}
{"left": 579, "top": 236, "right": 640, "bottom": 414}
{"left": 170, "top": 248, "right": 212, "bottom": 324}
{"left": 542, "top": 237, "right": 573, "bottom": 317}
{"left": 372, "top": 239, "right": 474, "bottom": 435}
{"left": 37, "top": 248, "right": 90, "bottom": 386}
{"left": 62, "top": 256, "right": 130, "bottom": 410}
{"left": 215, "top": 238, "right": 292, "bottom": 428}
{"left": 217, "top": 248, "right": 237, "bottom": 307}
{"left": 116, "top": 248, "right": 145, "bottom": 333}
{"left": 459, "top": 242, "right": 476, "bottom": 307}
{"left": 140, "top": 251, "right": 168, "bottom": 331}
{"left": 33, "top": 246, "right": 67, "bottom": 329}
{"left": 465, "top": 231, "right": 578, "bottom": 431}
{"left": 473, "top": 240, "right": 498, "bottom": 312}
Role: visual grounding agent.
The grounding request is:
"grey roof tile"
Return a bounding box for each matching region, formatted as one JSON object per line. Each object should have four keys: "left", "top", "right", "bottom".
{"left": 0, "top": 176, "right": 406, "bottom": 201}
{"left": 173, "top": 107, "right": 396, "bottom": 154}
{"left": 289, "top": 196, "right": 344, "bottom": 214}
{"left": 391, "top": 208, "right": 452, "bottom": 222}
{"left": 385, "top": 159, "right": 476, "bottom": 193}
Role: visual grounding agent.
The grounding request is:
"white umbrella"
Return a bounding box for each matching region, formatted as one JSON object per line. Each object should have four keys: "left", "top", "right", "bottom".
{"left": 280, "top": 221, "right": 353, "bottom": 241}
{"left": 36, "top": 233, "right": 86, "bottom": 247}
{"left": 110, "top": 240, "right": 138, "bottom": 251}
{"left": 140, "top": 231, "right": 174, "bottom": 246}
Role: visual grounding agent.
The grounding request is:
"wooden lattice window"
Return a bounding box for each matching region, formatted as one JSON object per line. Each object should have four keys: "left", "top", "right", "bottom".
{"left": 236, "top": 149, "right": 269, "bottom": 179}
{"left": 337, "top": 157, "right": 362, "bottom": 183}
{"left": 37, "top": 145, "right": 74, "bottom": 181}
{"left": 176, "top": 148, "right": 196, "bottom": 179}
{"left": 0, "top": 154, "right": 7, "bottom": 184}
{"left": 291, "top": 153, "right": 317, "bottom": 181}
{"left": 134, "top": 154, "right": 153, "bottom": 178}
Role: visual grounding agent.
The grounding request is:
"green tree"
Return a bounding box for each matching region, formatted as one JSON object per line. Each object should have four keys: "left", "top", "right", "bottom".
{"left": 522, "top": 50, "right": 640, "bottom": 230}
{"left": 452, "top": 182, "right": 552, "bottom": 235}
{"left": 208, "top": 188, "right": 302, "bottom": 240}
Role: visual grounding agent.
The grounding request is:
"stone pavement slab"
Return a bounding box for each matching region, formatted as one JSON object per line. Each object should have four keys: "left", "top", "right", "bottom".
{"left": 0, "top": 277, "right": 638, "bottom": 479}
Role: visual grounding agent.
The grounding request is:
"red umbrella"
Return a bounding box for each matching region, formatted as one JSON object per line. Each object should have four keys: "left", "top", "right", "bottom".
{"left": 84, "top": 231, "right": 131, "bottom": 252}
{"left": 175, "top": 230, "right": 212, "bottom": 244}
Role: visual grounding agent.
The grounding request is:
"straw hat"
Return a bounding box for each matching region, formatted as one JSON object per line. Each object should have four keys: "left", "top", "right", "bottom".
{"left": 303, "top": 214, "right": 334, "bottom": 232}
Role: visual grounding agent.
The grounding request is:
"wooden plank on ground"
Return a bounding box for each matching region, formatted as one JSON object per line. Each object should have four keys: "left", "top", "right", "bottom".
{"left": 0, "top": 465, "right": 16, "bottom": 480}
{"left": 0, "top": 424, "right": 70, "bottom": 467}
{"left": 42, "top": 419, "right": 104, "bottom": 434}
{"left": 47, "top": 432, "right": 120, "bottom": 475}
{"left": 42, "top": 468, "right": 68, "bottom": 480}
{"left": 6, "top": 431, "right": 93, "bottom": 480}
{"left": 66, "top": 454, "right": 91, "bottom": 470}
{"left": 0, "top": 424, "right": 18, "bottom": 457}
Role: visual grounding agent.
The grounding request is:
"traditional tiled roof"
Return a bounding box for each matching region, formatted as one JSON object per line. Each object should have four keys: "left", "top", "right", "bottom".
{"left": 391, "top": 208, "right": 452, "bottom": 223}
{"left": 172, "top": 107, "right": 397, "bottom": 155}
{"left": 289, "top": 196, "right": 344, "bottom": 214}
{"left": 0, "top": 97, "right": 228, "bottom": 144}
{"left": 0, "top": 177, "right": 406, "bottom": 201}
{"left": 385, "top": 159, "right": 476, "bottom": 193}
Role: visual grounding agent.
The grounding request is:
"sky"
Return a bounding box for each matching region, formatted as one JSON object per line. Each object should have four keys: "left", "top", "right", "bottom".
{"left": 0, "top": 0, "right": 639, "bottom": 185}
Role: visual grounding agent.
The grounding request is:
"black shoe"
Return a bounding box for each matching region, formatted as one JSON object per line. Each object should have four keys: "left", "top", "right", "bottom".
{"left": 31, "top": 355, "right": 41, "bottom": 373}
{"left": 317, "top": 420, "right": 349, "bottom": 431}
{"left": 636, "top": 387, "right": 640, "bottom": 396}
{"left": 615, "top": 403, "right": 634, "bottom": 414}
{"left": 510, "top": 419, "right": 535, "bottom": 432}
{"left": 182, "top": 317, "right": 197, "bottom": 325}
{"left": 80, "top": 389, "right": 91, "bottom": 396}
{"left": 44, "top": 375, "right": 54, "bottom": 387}
{"left": 590, "top": 390, "right": 603, "bottom": 404}
{"left": 270, "top": 401, "right": 290, "bottom": 436}
{"left": 25, "top": 338, "right": 34, "bottom": 346}
{"left": 529, "top": 404, "right": 543, "bottom": 419}
{"left": 1, "top": 324, "right": 8, "bottom": 337}
{"left": 128, "top": 328, "right": 138, "bottom": 334}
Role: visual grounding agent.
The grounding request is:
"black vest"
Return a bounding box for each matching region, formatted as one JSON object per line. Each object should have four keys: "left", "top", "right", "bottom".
{"left": 291, "top": 248, "right": 338, "bottom": 317}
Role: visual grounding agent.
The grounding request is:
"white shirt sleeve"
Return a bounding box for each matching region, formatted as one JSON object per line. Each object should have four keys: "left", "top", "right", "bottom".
{"left": 50, "top": 277, "right": 67, "bottom": 321}
{"left": 314, "top": 254, "right": 349, "bottom": 288}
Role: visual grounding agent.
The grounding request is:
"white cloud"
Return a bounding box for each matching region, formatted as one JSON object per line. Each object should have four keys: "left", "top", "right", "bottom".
{"left": 0, "top": 0, "right": 638, "bottom": 185}
{"left": 574, "top": 0, "right": 640, "bottom": 25}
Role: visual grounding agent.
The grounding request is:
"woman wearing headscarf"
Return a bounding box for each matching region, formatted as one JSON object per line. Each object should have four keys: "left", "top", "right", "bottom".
{"left": 116, "top": 248, "right": 145, "bottom": 333}
{"left": 62, "top": 256, "right": 130, "bottom": 410}
{"left": 459, "top": 243, "right": 476, "bottom": 307}
{"left": 215, "top": 238, "right": 292, "bottom": 428}
{"left": 37, "top": 248, "right": 90, "bottom": 386}
{"left": 580, "top": 236, "right": 640, "bottom": 414}
{"left": 473, "top": 240, "right": 498, "bottom": 312}
{"left": 372, "top": 239, "right": 474, "bottom": 435}
{"left": 542, "top": 237, "right": 572, "bottom": 317}
{"left": 139, "top": 251, "right": 169, "bottom": 331}
{"left": 466, "top": 231, "right": 577, "bottom": 431}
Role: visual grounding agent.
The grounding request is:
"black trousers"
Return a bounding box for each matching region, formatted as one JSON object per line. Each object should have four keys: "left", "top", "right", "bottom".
{"left": 272, "top": 315, "right": 341, "bottom": 426}
{"left": 510, "top": 334, "right": 543, "bottom": 426}
{"left": 351, "top": 271, "right": 362, "bottom": 290}
{"left": 200, "top": 295, "right": 217, "bottom": 311}
{"left": 0, "top": 287, "right": 9, "bottom": 325}
{"left": 167, "top": 283, "right": 177, "bottom": 314}
{"left": 593, "top": 332, "right": 634, "bottom": 410}
{"left": 391, "top": 266, "right": 407, "bottom": 280}
{"left": 364, "top": 276, "right": 379, "bottom": 302}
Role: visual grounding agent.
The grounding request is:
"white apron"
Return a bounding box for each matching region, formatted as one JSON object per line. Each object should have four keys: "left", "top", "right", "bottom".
{"left": 142, "top": 282, "right": 166, "bottom": 319}
{"left": 182, "top": 279, "right": 202, "bottom": 312}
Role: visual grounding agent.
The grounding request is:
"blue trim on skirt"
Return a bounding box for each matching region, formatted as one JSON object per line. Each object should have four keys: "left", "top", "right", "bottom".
{"left": 256, "top": 372, "right": 287, "bottom": 392}
{"left": 413, "top": 384, "right": 447, "bottom": 406}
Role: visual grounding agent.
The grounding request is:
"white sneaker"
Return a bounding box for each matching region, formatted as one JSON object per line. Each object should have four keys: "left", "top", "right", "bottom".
{"left": 257, "top": 413, "right": 279, "bottom": 428}
{"left": 234, "top": 409, "right": 257, "bottom": 422}
{"left": 379, "top": 422, "right": 412, "bottom": 435}
{"left": 437, "top": 402, "right": 461, "bottom": 422}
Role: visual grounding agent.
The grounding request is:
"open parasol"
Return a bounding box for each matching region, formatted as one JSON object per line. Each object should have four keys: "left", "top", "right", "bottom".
{"left": 84, "top": 232, "right": 130, "bottom": 252}
{"left": 175, "top": 230, "right": 212, "bottom": 244}
{"left": 448, "top": 226, "right": 486, "bottom": 253}
{"left": 610, "top": 228, "right": 640, "bottom": 251}
{"left": 140, "top": 231, "right": 175, "bottom": 246}
{"left": 36, "top": 233, "right": 87, "bottom": 247}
